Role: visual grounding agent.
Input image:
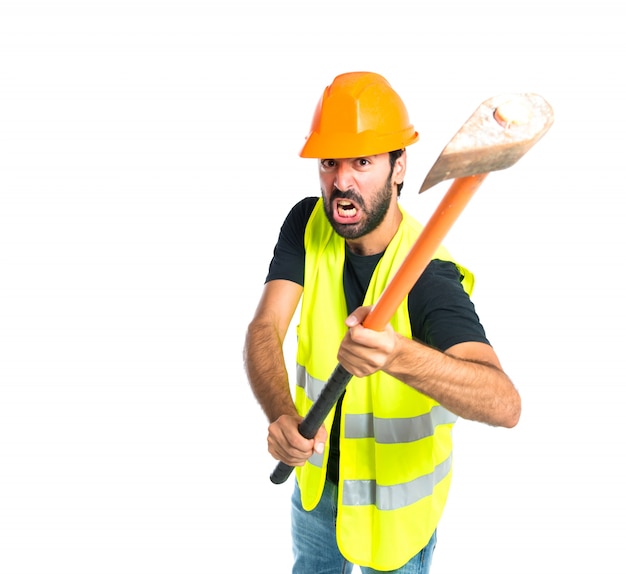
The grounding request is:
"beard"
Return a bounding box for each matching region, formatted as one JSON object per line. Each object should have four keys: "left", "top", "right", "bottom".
{"left": 322, "top": 172, "right": 394, "bottom": 240}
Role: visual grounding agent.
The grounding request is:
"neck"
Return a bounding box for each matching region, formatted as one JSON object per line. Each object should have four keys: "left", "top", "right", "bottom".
{"left": 346, "top": 205, "right": 403, "bottom": 256}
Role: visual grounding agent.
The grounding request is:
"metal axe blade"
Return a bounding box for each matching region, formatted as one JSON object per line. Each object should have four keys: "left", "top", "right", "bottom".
{"left": 419, "top": 93, "right": 555, "bottom": 193}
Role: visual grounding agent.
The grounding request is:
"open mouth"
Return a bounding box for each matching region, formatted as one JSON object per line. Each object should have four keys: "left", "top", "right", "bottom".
{"left": 334, "top": 198, "right": 360, "bottom": 224}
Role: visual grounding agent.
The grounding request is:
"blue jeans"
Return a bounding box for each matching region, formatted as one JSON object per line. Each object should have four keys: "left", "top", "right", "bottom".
{"left": 291, "top": 480, "right": 437, "bottom": 574}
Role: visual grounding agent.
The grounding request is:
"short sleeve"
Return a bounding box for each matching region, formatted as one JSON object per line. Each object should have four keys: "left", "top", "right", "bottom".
{"left": 408, "top": 259, "right": 490, "bottom": 351}
{"left": 265, "top": 197, "right": 318, "bottom": 286}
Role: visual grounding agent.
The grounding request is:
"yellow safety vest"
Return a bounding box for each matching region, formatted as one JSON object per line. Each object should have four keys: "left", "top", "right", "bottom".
{"left": 294, "top": 198, "right": 474, "bottom": 570}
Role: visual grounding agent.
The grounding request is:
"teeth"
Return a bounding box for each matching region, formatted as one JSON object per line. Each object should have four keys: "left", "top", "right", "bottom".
{"left": 338, "top": 203, "right": 356, "bottom": 217}
{"left": 336, "top": 199, "right": 357, "bottom": 218}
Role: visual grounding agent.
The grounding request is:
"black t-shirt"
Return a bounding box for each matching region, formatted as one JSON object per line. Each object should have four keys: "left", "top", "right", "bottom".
{"left": 265, "top": 197, "right": 490, "bottom": 483}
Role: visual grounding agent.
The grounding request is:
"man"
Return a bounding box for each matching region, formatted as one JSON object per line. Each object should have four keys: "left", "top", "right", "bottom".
{"left": 244, "top": 71, "right": 521, "bottom": 573}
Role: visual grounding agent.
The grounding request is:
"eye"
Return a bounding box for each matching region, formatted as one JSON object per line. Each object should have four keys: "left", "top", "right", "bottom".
{"left": 320, "top": 159, "right": 337, "bottom": 169}
{"left": 357, "top": 158, "right": 371, "bottom": 168}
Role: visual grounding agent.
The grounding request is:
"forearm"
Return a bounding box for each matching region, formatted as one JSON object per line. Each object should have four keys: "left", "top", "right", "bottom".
{"left": 387, "top": 335, "right": 521, "bottom": 428}
{"left": 244, "top": 320, "right": 298, "bottom": 423}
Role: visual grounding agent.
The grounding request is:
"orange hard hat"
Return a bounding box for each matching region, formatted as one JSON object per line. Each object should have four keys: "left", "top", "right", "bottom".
{"left": 300, "top": 71, "right": 419, "bottom": 159}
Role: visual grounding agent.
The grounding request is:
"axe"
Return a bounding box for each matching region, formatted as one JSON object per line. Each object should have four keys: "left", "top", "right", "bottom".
{"left": 270, "top": 92, "right": 554, "bottom": 485}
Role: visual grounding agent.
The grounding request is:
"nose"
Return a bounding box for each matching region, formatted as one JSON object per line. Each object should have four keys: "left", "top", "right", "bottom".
{"left": 334, "top": 160, "right": 354, "bottom": 191}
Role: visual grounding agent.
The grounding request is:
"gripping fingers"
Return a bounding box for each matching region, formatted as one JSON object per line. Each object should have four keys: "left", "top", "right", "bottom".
{"left": 267, "top": 415, "right": 314, "bottom": 466}
{"left": 339, "top": 323, "right": 396, "bottom": 376}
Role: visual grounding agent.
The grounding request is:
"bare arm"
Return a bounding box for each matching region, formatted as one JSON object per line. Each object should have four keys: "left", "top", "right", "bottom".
{"left": 244, "top": 280, "right": 302, "bottom": 423}
{"left": 337, "top": 307, "right": 521, "bottom": 428}
{"left": 244, "top": 279, "right": 327, "bottom": 465}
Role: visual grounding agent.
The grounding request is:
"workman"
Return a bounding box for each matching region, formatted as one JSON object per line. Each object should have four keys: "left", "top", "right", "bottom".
{"left": 244, "top": 71, "right": 521, "bottom": 574}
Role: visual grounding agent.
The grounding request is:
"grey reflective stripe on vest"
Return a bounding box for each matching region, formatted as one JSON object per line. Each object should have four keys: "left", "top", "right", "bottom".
{"left": 345, "top": 406, "right": 457, "bottom": 443}
{"left": 297, "top": 364, "right": 457, "bottom": 445}
{"left": 296, "top": 365, "right": 325, "bottom": 469}
{"left": 296, "top": 364, "right": 326, "bottom": 402}
{"left": 342, "top": 455, "right": 452, "bottom": 511}
{"left": 308, "top": 451, "right": 323, "bottom": 468}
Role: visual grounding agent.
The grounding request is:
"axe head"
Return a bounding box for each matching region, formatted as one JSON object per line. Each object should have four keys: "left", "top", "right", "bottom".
{"left": 419, "top": 93, "right": 555, "bottom": 193}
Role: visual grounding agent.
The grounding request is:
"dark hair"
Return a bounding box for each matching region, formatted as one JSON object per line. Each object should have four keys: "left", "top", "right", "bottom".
{"left": 389, "top": 149, "right": 405, "bottom": 196}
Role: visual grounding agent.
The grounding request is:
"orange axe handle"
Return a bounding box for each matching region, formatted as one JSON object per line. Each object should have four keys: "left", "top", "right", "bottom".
{"left": 364, "top": 173, "right": 487, "bottom": 330}
{"left": 269, "top": 172, "right": 489, "bottom": 484}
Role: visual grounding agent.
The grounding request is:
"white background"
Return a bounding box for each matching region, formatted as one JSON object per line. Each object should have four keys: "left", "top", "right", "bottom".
{"left": 0, "top": 1, "right": 624, "bottom": 573}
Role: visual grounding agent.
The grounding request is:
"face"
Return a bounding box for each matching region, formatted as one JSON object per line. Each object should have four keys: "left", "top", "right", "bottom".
{"left": 319, "top": 154, "right": 398, "bottom": 240}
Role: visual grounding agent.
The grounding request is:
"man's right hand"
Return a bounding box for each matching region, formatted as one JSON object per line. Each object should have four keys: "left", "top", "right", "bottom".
{"left": 268, "top": 415, "right": 328, "bottom": 467}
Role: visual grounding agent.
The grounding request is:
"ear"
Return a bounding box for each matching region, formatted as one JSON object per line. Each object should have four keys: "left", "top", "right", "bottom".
{"left": 393, "top": 151, "right": 407, "bottom": 186}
